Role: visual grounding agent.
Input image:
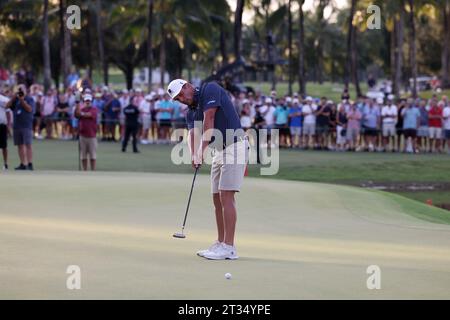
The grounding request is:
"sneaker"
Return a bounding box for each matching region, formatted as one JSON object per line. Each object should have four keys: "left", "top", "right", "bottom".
{"left": 202, "top": 243, "right": 239, "bottom": 260}
{"left": 27, "top": 163, "right": 34, "bottom": 171}
{"left": 15, "top": 164, "right": 27, "bottom": 170}
{"left": 196, "top": 241, "right": 222, "bottom": 257}
{"left": 2, "top": 164, "right": 8, "bottom": 170}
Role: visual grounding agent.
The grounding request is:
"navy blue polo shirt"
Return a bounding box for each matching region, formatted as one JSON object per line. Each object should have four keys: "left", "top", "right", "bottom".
{"left": 186, "top": 82, "right": 243, "bottom": 147}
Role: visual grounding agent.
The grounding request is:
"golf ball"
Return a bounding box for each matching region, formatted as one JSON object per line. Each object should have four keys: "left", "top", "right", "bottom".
{"left": 225, "top": 273, "right": 232, "bottom": 280}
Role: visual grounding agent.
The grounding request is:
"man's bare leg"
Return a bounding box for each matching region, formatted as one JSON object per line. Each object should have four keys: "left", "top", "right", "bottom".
{"left": 220, "top": 190, "right": 237, "bottom": 246}
{"left": 90, "top": 159, "right": 96, "bottom": 171}
{"left": 82, "top": 159, "right": 88, "bottom": 171}
{"left": 2, "top": 148, "right": 7, "bottom": 165}
{"left": 25, "top": 144, "right": 32, "bottom": 164}
{"left": 213, "top": 193, "right": 225, "bottom": 243}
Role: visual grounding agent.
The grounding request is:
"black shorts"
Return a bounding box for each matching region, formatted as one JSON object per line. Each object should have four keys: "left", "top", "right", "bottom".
{"left": 364, "top": 127, "right": 378, "bottom": 137}
{"left": 403, "top": 129, "right": 417, "bottom": 138}
{"left": 0, "top": 124, "right": 7, "bottom": 149}
{"left": 159, "top": 119, "right": 172, "bottom": 127}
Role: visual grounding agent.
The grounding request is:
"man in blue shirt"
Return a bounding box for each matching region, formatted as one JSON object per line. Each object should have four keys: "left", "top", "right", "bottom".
{"left": 167, "top": 79, "right": 249, "bottom": 260}
{"left": 5, "top": 84, "right": 35, "bottom": 170}
{"left": 288, "top": 99, "right": 302, "bottom": 148}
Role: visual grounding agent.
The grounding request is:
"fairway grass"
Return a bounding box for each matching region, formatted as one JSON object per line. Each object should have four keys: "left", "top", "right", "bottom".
{"left": 1, "top": 172, "right": 449, "bottom": 299}
{"left": 5, "top": 139, "right": 449, "bottom": 207}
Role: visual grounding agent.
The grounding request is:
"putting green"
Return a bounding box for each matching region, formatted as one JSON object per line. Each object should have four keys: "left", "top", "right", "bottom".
{"left": 0, "top": 171, "right": 449, "bottom": 299}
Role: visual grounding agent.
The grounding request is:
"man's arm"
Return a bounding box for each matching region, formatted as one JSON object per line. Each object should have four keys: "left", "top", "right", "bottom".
{"left": 199, "top": 107, "right": 217, "bottom": 162}
{"left": 19, "top": 97, "right": 33, "bottom": 113}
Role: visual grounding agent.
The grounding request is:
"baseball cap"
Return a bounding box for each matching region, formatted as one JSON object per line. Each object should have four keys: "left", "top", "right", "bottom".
{"left": 376, "top": 97, "right": 384, "bottom": 104}
{"left": 305, "top": 96, "right": 313, "bottom": 102}
{"left": 83, "top": 94, "right": 92, "bottom": 102}
{"left": 167, "top": 79, "right": 187, "bottom": 99}
{"left": 265, "top": 97, "right": 272, "bottom": 104}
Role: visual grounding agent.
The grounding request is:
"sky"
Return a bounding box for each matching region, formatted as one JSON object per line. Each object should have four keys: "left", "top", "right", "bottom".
{"left": 227, "top": 0, "right": 349, "bottom": 24}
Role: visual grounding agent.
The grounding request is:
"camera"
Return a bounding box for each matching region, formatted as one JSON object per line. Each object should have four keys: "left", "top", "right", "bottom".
{"left": 17, "top": 88, "right": 24, "bottom": 98}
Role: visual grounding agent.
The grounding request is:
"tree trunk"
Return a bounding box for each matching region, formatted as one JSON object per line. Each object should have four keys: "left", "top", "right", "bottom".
{"left": 95, "top": 0, "right": 107, "bottom": 85}
{"left": 147, "top": 0, "right": 154, "bottom": 91}
{"left": 408, "top": 0, "right": 417, "bottom": 98}
{"left": 125, "top": 65, "right": 133, "bottom": 90}
{"left": 85, "top": 6, "right": 93, "bottom": 79}
{"left": 220, "top": 25, "right": 229, "bottom": 66}
{"left": 287, "top": 0, "right": 293, "bottom": 95}
{"left": 59, "top": 0, "right": 67, "bottom": 88}
{"left": 351, "top": 24, "right": 361, "bottom": 97}
{"left": 393, "top": 2, "right": 404, "bottom": 97}
{"left": 345, "top": 0, "right": 357, "bottom": 88}
{"left": 160, "top": 30, "right": 166, "bottom": 88}
{"left": 42, "top": 0, "right": 52, "bottom": 92}
{"left": 63, "top": 4, "right": 72, "bottom": 86}
{"left": 442, "top": 0, "right": 450, "bottom": 89}
{"left": 234, "top": 0, "right": 244, "bottom": 60}
{"left": 298, "top": 0, "right": 305, "bottom": 95}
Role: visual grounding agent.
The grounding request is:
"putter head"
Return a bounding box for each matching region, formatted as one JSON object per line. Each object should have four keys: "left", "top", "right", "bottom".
{"left": 173, "top": 232, "right": 186, "bottom": 239}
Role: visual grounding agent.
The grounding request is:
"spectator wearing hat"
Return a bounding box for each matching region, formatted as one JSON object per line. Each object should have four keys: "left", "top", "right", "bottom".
{"left": 401, "top": 98, "right": 421, "bottom": 153}
{"left": 346, "top": 102, "right": 362, "bottom": 151}
{"left": 273, "top": 98, "right": 290, "bottom": 147}
{"left": 428, "top": 100, "right": 444, "bottom": 153}
{"left": 362, "top": 98, "right": 380, "bottom": 152}
{"left": 302, "top": 96, "right": 317, "bottom": 149}
{"left": 75, "top": 94, "right": 98, "bottom": 170}
{"left": 240, "top": 99, "right": 252, "bottom": 131}
{"left": 443, "top": 102, "right": 450, "bottom": 154}
{"left": 122, "top": 98, "right": 140, "bottom": 153}
{"left": 381, "top": 96, "right": 397, "bottom": 151}
{"left": 139, "top": 94, "right": 153, "bottom": 144}
{"left": 336, "top": 103, "right": 348, "bottom": 151}
{"left": 104, "top": 93, "right": 121, "bottom": 141}
{"left": 259, "top": 97, "right": 276, "bottom": 147}
{"left": 315, "top": 97, "right": 331, "bottom": 150}
{"left": 155, "top": 93, "right": 174, "bottom": 144}
{"left": 0, "top": 93, "right": 12, "bottom": 170}
{"left": 288, "top": 98, "right": 303, "bottom": 148}
{"left": 5, "top": 84, "right": 36, "bottom": 170}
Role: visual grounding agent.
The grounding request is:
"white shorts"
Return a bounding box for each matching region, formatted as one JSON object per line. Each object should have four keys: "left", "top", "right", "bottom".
{"left": 211, "top": 139, "right": 250, "bottom": 194}
{"left": 141, "top": 114, "right": 151, "bottom": 130}
{"left": 429, "top": 127, "right": 442, "bottom": 139}
{"left": 336, "top": 125, "right": 346, "bottom": 144}
{"left": 382, "top": 123, "right": 396, "bottom": 137}
{"left": 290, "top": 127, "right": 302, "bottom": 136}
{"left": 303, "top": 123, "right": 316, "bottom": 136}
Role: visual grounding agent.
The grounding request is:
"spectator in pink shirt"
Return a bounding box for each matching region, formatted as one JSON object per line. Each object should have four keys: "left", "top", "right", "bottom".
{"left": 75, "top": 94, "right": 98, "bottom": 171}
{"left": 346, "top": 102, "right": 362, "bottom": 151}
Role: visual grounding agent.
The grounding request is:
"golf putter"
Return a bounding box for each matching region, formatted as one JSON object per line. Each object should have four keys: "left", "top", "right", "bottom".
{"left": 173, "top": 166, "right": 199, "bottom": 239}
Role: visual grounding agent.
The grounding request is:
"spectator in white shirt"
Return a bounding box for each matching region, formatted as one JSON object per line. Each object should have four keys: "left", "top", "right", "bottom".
{"left": 139, "top": 94, "right": 152, "bottom": 144}
{"left": 302, "top": 96, "right": 317, "bottom": 149}
{"left": 381, "top": 97, "right": 398, "bottom": 151}
{"left": 443, "top": 104, "right": 450, "bottom": 154}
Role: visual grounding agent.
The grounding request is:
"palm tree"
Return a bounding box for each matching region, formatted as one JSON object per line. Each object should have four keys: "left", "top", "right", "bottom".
{"left": 298, "top": 0, "right": 305, "bottom": 95}
{"left": 59, "top": 0, "right": 72, "bottom": 88}
{"left": 234, "top": 0, "right": 245, "bottom": 60}
{"left": 147, "top": 0, "right": 154, "bottom": 91}
{"left": 287, "top": 0, "right": 293, "bottom": 95}
{"left": 408, "top": 0, "right": 417, "bottom": 98}
{"left": 95, "top": 0, "right": 107, "bottom": 85}
{"left": 442, "top": 0, "right": 450, "bottom": 88}
{"left": 42, "top": 0, "right": 52, "bottom": 91}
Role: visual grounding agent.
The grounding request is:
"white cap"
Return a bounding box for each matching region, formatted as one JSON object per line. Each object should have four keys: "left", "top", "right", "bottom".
{"left": 293, "top": 98, "right": 300, "bottom": 104}
{"left": 376, "top": 97, "right": 384, "bottom": 104}
{"left": 286, "top": 97, "right": 292, "bottom": 103}
{"left": 167, "top": 79, "right": 187, "bottom": 99}
{"left": 83, "top": 94, "right": 92, "bottom": 102}
{"left": 136, "top": 88, "right": 143, "bottom": 93}
{"left": 271, "top": 90, "right": 277, "bottom": 96}
{"left": 242, "top": 99, "right": 249, "bottom": 104}
{"left": 387, "top": 94, "right": 395, "bottom": 101}
{"left": 306, "top": 96, "right": 313, "bottom": 102}
{"left": 145, "top": 94, "right": 153, "bottom": 100}
{"left": 327, "top": 100, "right": 333, "bottom": 105}
{"left": 265, "top": 97, "right": 272, "bottom": 104}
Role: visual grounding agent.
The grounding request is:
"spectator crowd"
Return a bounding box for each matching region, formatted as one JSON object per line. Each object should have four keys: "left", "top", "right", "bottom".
{"left": 1, "top": 68, "right": 450, "bottom": 171}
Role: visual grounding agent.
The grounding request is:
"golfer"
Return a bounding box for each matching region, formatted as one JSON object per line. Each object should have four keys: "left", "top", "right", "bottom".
{"left": 167, "top": 79, "right": 249, "bottom": 260}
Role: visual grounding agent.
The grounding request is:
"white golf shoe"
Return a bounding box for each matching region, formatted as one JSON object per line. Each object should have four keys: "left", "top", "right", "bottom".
{"left": 196, "top": 241, "right": 222, "bottom": 257}
{"left": 202, "top": 243, "right": 239, "bottom": 260}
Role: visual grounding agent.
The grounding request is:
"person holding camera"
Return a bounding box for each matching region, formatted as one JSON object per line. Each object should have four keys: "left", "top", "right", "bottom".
{"left": 5, "top": 84, "right": 35, "bottom": 170}
{"left": 75, "top": 94, "right": 98, "bottom": 171}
